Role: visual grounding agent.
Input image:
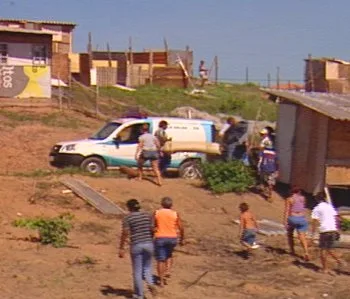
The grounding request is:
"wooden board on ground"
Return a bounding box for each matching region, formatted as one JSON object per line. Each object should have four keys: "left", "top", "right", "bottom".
{"left": 119, "top": 166, "right": 138, "bottom": 178}
{"left": 59, "top": 177, "right": 126, "bottom": 215}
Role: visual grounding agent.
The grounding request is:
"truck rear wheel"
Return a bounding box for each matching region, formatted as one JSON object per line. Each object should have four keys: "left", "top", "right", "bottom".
{"left": 81, "top": 157, "right": 106, "bottom": 174}
{"left": 179, "top": 160, "right": 202, "bottom": 180}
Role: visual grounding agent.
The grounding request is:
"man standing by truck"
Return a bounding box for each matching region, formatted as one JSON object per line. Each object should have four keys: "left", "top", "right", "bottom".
{"left": 155, "top": 120, "right": 172, "bottom": 176}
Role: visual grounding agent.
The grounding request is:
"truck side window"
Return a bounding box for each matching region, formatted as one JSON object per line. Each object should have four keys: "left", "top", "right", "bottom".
{"left": 118, "top": 123, "right": 148, "bottom": 144}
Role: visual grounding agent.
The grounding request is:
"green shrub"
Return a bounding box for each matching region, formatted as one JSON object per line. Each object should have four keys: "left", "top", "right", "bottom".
{"left": 13, "top": 213, "right": 74, "bottom": 248}
{"left": 341, "top": 218, "right": 350, "bottom": 231}
{"left": 201, "top": 160, "right": 256, "bottom": 193}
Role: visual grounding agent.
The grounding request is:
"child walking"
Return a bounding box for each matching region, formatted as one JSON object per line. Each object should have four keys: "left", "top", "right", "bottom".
{"left": 239, "top": 203, "right": 260, "bottom": 252}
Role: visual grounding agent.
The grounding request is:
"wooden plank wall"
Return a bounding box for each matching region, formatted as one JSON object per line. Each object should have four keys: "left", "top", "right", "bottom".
{"left": 291, "top": 107, "right": 314, "bottom": 190}
{"left": 327, "top": 120, "right": 350, "bottom": 160}
{"left": 291, "top": 107, "right": 328, "bottom": 193}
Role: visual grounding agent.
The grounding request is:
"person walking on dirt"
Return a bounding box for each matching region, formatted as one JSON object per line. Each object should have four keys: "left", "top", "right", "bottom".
{"left": 119, "top": 199, "right": 158, "bottom": 299}
{"left": 153, "top": 197, "right": 184, "bottom": 287}
{"left": 257, "top": 148, "right": 278, "bottom": 202}
{"left": 135, "top": 124, "right": 162, "bottom": 186}
{"left": 198, "top": 60, "right": 208, "bottom": 87}
{"left": 238, "top": 203, "right": 260, "bottom": 255}
{"left": 311, "top": 192, "right": 347, "bottom": 275}
{"left": 155, "top": 120, "right": 172, "bottom": 176}
{"left": 283, "top": 186, "right": 310, "bottom": 261}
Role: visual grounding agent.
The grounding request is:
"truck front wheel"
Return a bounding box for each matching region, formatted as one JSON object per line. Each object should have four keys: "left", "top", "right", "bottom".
{"left": 179, "top": 160, "right": 202, "bottom": 180}
{"left": 80, "top": 157, "right": 106, "bottom": 174}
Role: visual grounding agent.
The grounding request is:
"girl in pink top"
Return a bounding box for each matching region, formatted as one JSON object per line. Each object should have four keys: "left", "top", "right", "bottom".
{"left": 283, "top": 186, "right": 310, "bottom": 261}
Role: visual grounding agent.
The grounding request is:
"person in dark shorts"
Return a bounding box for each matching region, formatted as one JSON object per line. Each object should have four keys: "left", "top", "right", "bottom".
{"left": 153, "top": 197, "right": 184, "bottom": 287}
{"left": 283, "top": 186, "right": 310, "bottom": 260}
{"left": 257, "top": 148, "right": 278, "bottom": 202}
{"left": 311, "top": 192, "right": 347, "bottom": 275}
{"left": 135, "top": 124, "right": 162, "bottom": 186}
{"left": 155, "top": 120, "right": 172, "bottom": 176}
{"left": 118, "top": 199, "right": 157, "bottom": 299}
{"left": 238, "top": 203, "right": 260, "bottom": 252}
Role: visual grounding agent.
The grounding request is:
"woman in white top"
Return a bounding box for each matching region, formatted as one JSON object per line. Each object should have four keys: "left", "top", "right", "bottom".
{"left": 135, "top": 124, "right": 162, "bottom": 186}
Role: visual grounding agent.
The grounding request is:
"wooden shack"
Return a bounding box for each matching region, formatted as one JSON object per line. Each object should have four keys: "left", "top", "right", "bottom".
{"left": 305, "top": 57, "right": 350, "bottom": 93}
{"left": 264, "top": 89, "right": 350, "bottom": 194}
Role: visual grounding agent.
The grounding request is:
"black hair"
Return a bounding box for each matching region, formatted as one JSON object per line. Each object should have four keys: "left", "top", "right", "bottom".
{"left": 161, "top": 197, "right": 173, "bottom": 209}
{"left": 314, "top": 192, "right": 327, "bottom": 202}
{"left": 126, "top": 199, "right": 141, "bottom": 212}
{"left": 159, "top": 120, "right": 168, "bottom": 128}
{"left": 239, "top": 202, "right": 249, "bottom": 212}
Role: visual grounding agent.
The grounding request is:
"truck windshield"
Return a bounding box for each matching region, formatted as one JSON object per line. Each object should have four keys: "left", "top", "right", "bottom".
{"left": 89, "top": 122, "right": 121, "bottom": 140}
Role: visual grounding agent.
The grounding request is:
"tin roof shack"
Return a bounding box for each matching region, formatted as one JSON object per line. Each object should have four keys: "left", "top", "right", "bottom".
{"left": 305, "top": 57, "right": 350, "bottom": 93}
{"left": 0, "top": 27, "right": 52, "bottom": 98}
{"left": 0, "top": 19, "right": 76, "bottom": 83}
{"left": 77, "top": 49, "right": 192, "bottom": 88}
{"left": 263, "top": 89, "right": 350, "bottom": 194}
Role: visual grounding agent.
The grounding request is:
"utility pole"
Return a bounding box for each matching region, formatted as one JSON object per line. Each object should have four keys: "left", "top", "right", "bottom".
{"left": 245, "top": 67, "right": 249, "bottom": 84}
{"left": 267, "top": 73, "right": 271, "bottom": 88}
{"left": 276, "top": 66, "right": 280, "bottom": 89}
{"left": 129, "top": 36, "right": 134, "bottom": 87}
{"left": 214, "top": 56, "right": 218, "bottom": 84}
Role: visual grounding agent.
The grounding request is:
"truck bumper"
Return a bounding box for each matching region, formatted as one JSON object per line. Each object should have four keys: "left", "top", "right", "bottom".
{"left": 49, "top": 153, "right": 84, "bottom": 168}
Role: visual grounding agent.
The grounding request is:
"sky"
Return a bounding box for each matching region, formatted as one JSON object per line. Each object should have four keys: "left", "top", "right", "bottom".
{"left": 2, "top": 0, "right": 350, "bottom": 85}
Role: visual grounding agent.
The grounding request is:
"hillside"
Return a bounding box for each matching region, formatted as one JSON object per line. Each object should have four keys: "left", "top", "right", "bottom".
{"left": 64, "top": 82, "right": 277, "bottom": 122}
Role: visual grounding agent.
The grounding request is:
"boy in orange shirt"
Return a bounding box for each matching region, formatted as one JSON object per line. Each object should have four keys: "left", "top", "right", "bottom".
{"left": 238, "top": 203, "right": 260, "bottom": 252}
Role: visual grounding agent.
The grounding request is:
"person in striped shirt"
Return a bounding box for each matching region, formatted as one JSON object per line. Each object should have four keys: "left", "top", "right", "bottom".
{"left": 119, "top": 199, "right": 157, "bottom": 299}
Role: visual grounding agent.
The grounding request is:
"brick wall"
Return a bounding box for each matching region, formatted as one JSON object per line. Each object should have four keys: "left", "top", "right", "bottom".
{"left": 52, "top": 53, "right": 70, "bottom": 82}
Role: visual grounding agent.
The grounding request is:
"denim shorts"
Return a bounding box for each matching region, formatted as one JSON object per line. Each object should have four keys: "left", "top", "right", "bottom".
{"left": 287, "top": 216, "right": 308, "bottom": 232}
{"left": 154, "top": 238, "right": 177, "bottom": 261}
{"left": 141, "top": 150, "right": 159, "bottom": 161}
{"left": 241, "top": 229, "right": 256, "bottom": 246}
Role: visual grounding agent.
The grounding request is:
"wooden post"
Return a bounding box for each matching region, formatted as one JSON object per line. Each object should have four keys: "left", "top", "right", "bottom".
{"left": 129, "top": 36, "right": 134, "bottom": 87}
{"left": 149, "top": 50, "right": 153, "bottom": 85}
{"left": 58, "top": 72, "right": 62, "bottom": 111}
{"left": 324, "top": 186, "right": 333, "bottom": 205}
{"left": 107, "top": 42, "right": 112, "bottom": 67}
{"left": 214, "top": 56, "right": 218, "bottom": 85}
{"left": 163, "top": 37, "right": 169, "bottom": 66}
{"left": 87, "top": 32, "right": 92, "bottom": 70}
{"left": 245, "top": 66, "right": 249, "bottom": 84}
{"left": 267, "top": 73, "right": 271, "bottom": 88}
{"left": 68, "top": 58, "right": 72, "bottom": 108}
{"left": 95, "top": 84, "right": 99, "bottom": 115}
{"left": 276, "top": 66, "right": 280, "bottom": 89}
{"left": 308, "top": 53, "right": 314, "bottom": 92}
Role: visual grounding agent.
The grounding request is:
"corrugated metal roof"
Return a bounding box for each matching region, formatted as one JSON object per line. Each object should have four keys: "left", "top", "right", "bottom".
{"left": 0, "top": 26, "right": 53, "bottom": 35}
{"left": 262, "top": 89, "right": 350, "bottom": 121}
{"left": 0, "top": 18, "right": 76, "bottom": 26}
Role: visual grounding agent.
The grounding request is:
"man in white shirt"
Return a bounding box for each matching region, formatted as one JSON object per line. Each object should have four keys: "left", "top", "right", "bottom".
{"left": 311, "top": 192, "right": 345, "bottom": 274}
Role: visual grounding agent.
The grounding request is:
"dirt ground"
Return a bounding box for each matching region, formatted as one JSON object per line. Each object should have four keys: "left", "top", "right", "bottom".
{"left": 0, "top": 106, "right": 349, "bottom": 299}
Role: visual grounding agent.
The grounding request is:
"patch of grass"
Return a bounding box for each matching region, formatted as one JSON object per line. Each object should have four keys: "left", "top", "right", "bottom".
{"left": 67, "top": 256, "right": 98, "bottom": 267}
{"left": 201, "top": 160, "right": 256, "bottom": 193}
{"left": 341, "top": 218, "right": 350, "bottom": 231}
{"left": 13, "top": 213, "right": 74, "bottom": 248}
